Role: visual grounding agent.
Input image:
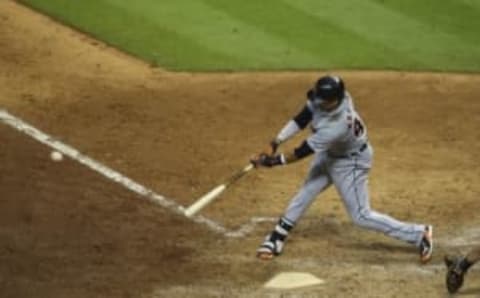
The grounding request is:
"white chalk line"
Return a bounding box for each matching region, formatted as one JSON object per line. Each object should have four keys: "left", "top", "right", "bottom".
{"left": 0, "top": 109, "right": 275, "bottom": 237}
{"left": 225, "top": 217, "right": 276, "bottom": 237}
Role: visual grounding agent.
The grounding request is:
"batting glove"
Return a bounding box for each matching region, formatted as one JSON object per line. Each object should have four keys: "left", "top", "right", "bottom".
{"left": 251, "top": 153, "right": 286, "bottom": 168}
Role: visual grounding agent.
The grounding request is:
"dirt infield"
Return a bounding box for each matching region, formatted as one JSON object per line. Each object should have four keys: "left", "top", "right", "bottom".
{"left": 1, "top": 1, "right": 480, "bottom": 297}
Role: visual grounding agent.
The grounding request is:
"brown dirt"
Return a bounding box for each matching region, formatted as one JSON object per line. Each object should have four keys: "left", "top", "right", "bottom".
{"left": 1, "top": 0, "right": 480, "bottom": 297}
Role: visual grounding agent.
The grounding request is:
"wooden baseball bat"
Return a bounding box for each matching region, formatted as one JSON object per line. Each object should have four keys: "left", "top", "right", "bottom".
{"left": 184, "top": 163, "right": 254, "bottom": 217}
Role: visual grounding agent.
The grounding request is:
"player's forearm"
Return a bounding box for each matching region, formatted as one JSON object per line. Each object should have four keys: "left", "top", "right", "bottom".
{"left": 273, "top": 105, "right": 312, "bottom": 146}
{"left": 283, "top": 140, "right": 315, "bottom": 164}
{"left": 252, "top": 140, "right": 314, "bottom": 168}
{"left": 274, "top": 120, "right": 300, "bottom": 145}
{"left": 282, "top": 151, "right": 301, "bottom": 164}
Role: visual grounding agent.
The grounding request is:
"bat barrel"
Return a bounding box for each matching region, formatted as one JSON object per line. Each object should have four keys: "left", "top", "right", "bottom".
{"left": 184, "top": 184, "right": 227, "bottom": 217}
{"left": 184, "top": 164, "right": 254, "bottom": 217}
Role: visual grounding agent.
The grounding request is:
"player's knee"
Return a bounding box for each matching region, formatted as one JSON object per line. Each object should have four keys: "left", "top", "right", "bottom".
{"left": 299, "top": 183, "right": 322, "bottom": 200}
{"left": 351, "top": 209, "right": 372, "bottom": 228}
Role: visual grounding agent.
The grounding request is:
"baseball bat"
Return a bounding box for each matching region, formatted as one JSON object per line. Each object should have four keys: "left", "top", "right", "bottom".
{"left": 184, "top": 163, "right": 254, "bottom": 217}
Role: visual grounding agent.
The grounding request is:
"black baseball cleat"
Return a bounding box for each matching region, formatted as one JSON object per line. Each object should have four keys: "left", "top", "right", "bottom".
{"left": 419, "top": 225, "right": 433, "bottom": 263}
{"left": 444, "top": 256, "right": 467, "bottom": 294}
{"left": 257, "top": 217, "right": 293, "bottom": 261}
{"left": 256, "top": 232, "right": 285, "bottom": 261}
{"left": 256, "top": 242, "right": 276, "bottom": 260}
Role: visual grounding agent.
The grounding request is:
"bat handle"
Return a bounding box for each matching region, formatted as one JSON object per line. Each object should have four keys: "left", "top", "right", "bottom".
{"left": 226, "top": 163, "right": 255, "bottom": 186}
{"left": 244, "top": 163, "right": 254, "bottom": 172}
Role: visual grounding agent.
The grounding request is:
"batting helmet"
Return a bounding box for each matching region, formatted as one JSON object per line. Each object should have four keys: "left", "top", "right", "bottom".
{"left": 307, "top": 75, "right": 345, "bottom": 102}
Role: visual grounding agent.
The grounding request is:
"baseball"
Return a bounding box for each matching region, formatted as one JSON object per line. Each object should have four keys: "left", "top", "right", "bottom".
{"left": 50, "top": 151, "right": 63, "bottom": 162}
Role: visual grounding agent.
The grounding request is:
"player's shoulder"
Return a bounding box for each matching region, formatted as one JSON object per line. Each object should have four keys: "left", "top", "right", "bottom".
{"left": 344, "top": 92, "right": 356, "bottom": 109}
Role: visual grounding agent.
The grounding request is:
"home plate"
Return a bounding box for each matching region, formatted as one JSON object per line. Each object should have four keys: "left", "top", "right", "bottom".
{"left": 264, "top": 272, "right": 325, "bottom": 290}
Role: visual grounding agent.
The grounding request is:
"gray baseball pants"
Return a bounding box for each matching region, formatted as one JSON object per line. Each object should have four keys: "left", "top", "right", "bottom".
{"left": 283, "top": 145, "right": 425, "bottom": 246}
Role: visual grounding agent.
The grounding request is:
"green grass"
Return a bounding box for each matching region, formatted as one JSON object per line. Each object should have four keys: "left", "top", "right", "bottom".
{"left": 20, "top": 0, "right": 480, "bottom": 72}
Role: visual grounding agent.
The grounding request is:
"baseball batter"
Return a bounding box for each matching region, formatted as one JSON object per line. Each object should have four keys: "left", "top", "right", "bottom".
{"left": 251, "top": 75, "right": 433, "bottom": 263}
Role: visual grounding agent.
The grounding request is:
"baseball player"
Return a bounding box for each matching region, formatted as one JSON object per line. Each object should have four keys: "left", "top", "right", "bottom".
{"left": 251, "top": 75, "right": 433, "bottom": 263}
{"left": 444, "top": 247, "right": 480, "bottom": 293}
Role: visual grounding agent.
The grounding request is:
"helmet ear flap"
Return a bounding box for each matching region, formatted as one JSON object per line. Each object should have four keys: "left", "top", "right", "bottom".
{"left": 330, "top": 76, "right": 345, "bottom": 99}
{"left": 337, "top": 78, "right": 345, "bottom": 99}
{"left": 306, "top": 89, "right": 315, "bottom": 100}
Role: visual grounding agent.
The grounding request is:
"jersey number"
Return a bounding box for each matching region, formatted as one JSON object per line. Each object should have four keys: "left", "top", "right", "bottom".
{"left": 353, "top": 118, "right": 364, "bottom": 137}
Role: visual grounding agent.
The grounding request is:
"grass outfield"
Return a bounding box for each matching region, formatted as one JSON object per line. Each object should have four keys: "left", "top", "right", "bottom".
{"left": 20, "top": 0, "right": 480, "bottom": 72}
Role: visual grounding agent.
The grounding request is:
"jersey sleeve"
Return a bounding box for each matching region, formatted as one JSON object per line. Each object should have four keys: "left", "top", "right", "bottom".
{"left": 293, "top": 103, "right": 313, "bottom": 129}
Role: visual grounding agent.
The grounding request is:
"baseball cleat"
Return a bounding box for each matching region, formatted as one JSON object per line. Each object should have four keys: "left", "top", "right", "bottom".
{"left": 256, "top": 234, "right": 285, "bottom": 261}
{"left": 419, "top": 225, "right": 433, "bottom": 263}
{"left": 256, "top": 247, "right": 275, "bottom": 261}
{"left": 256, "top": 218, "right": 293, "bottom": 261}
{"left": 444, "top": 255, "right": 466, "bottom": 294}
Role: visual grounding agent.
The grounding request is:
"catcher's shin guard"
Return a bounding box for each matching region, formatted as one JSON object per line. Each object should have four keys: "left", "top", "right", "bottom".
{"left": 444, "top": 255, "right": 473, "bottom": 294}
{"left": 257, "top": 217, "right": 294, "bottom": 260}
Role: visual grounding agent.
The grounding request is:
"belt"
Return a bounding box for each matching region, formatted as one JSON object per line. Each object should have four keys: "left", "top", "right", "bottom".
{"left": 328, "top": 143, "right": 368, "bottom": 159}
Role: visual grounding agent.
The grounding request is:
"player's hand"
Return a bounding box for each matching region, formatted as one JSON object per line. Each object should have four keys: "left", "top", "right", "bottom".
{"left": 263, "top": 139, "right": 281, "bottom": 156}
{"left": 250, "top": 153, "right": 285, "bottom": 168}
{"left": 259, "top": 140, "right": 279, "bottom": 156}
{"left": 269, "top": 139, "right": 280, "bottom": 155}
{"left": 250, "top": 139, "right": 283, "bottom": 168}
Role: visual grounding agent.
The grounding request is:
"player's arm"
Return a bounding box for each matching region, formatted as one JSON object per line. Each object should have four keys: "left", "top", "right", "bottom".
{"left": 253, "top": 140, "right": 314, "bottom": 167}
{"left": 265, "top": 104, "right": 313, "bottom": 155}
{"left": 283, "top": 140, "right": 315, "bottom": 163}
{"left": 253, "top": 129, "right": 337, "bottom": 168}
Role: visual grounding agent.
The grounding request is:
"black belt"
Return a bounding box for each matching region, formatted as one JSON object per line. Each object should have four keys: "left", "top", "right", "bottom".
{"left": 328, "top": 143, "right": 368, "bottom": 159}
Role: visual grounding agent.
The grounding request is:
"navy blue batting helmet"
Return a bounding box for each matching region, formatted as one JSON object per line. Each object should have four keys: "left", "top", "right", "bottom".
{"left": 307, "top": 75, "right": 345, "bottom": 101}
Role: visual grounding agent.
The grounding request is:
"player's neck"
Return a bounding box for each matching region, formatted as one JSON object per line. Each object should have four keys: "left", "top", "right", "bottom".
{"left": 321, "top": 99, "right": 342, "bottom": 112}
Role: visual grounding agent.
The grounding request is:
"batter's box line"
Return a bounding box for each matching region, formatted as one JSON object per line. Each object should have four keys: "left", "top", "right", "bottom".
{"left": 0, "top": 109, "right": 274, "bottom": 238}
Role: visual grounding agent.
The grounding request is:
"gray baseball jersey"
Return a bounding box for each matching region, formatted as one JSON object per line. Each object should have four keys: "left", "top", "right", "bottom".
{"left": 306, "top": 92, "right": 367, "bottom": 156}
{"left": 281, "top": 92, "right": 427, "bottom": 247}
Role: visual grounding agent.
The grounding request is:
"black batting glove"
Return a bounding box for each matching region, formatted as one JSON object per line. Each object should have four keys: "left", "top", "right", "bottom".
{"left": 252, "top": 153, "right": 286, "bottom": 168}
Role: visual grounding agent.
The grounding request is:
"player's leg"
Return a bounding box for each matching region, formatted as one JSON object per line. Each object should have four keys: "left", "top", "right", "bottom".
{"left": 257, "top": 154, "right": 332, "bottom": 260}
{"left": 445, "top": 245, "right": 480, "bottom": 293}
{"left": 329, "top": 152, "right": 432, "bottom": 262}
{"left": 282, "top": 160, "right": 332, "bottom": 223}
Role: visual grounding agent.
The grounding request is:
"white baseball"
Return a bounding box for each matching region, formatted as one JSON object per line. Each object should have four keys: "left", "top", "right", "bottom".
{"left": 50, "top": 151, "right": 63, "bottom": 162}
